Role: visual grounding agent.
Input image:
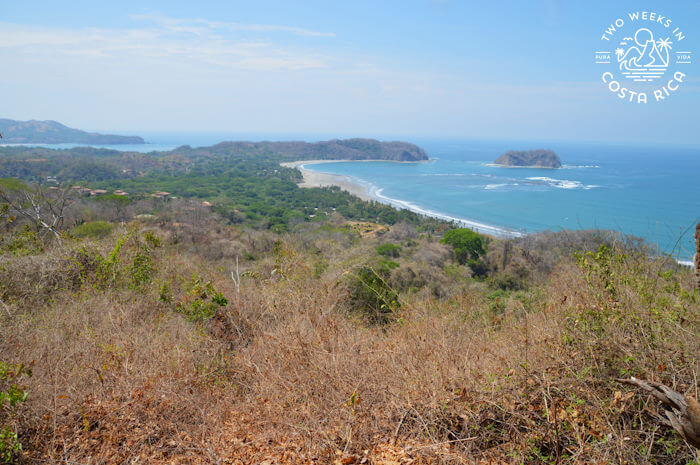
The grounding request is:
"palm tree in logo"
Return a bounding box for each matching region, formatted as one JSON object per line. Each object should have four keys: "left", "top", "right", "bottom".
{"left": 655, "top": 36, "right": 673, "bottom": 66}
{"left": 615, "top": 48, "right": 625, "bottom": 61}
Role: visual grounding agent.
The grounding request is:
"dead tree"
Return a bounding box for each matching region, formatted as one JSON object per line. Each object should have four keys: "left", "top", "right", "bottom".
{"left": 617, "top": 377, "right": 700, "bottom": 448}
{"left": 0, "top": 183, "right": 73, "bottom": 245}
{"left": 695, "top": 222, "right": 700, "bottom": 300}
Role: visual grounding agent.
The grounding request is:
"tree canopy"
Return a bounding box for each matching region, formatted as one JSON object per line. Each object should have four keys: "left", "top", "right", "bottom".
{"left": 440, "top": 228, "right": 487, "bottom": 267}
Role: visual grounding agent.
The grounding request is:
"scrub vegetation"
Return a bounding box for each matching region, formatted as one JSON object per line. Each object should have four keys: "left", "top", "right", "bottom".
{"left": 0, "top": 144, "right": 698, "bottom": 464}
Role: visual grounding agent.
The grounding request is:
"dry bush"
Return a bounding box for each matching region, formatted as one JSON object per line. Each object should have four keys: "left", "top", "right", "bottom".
{"left": 0, "top": 221, "right": 697, "bottom": 464}
{"left": 386, "top": 222, "right": 420, "bottom": 241}
{"left": 509, "top": 229, "right": 652, "bottom": 276}
{"left": 411, "top": 241, "right": 452, "bottom": 268}
{"left": 1, "top": 287, "right": 229, "bottom": 463}
{"left": 225, "top": 237, "right": 696, "bottom": 464}
{"left": 0, "top": 247, "right": 100, "bottom": 306}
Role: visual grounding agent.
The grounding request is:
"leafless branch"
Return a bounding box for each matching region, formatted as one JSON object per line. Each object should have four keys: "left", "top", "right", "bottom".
{"left": 0, "top": 183, "right": 74, "bottom": 246}
{"left": 617, "top": 377, "right": 700, "bottom": 448}
{"left": 0, "top": 297, "right": 10, "bottom": 317}
{"left": 230, "top": 256, "right": 241, "bottom": 294}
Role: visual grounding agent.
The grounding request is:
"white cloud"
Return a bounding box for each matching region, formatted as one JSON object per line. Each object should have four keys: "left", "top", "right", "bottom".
{"left": 0, "top": 15, "right": 332, "bottom": 71}
{"left": 130, "top": 13, "right": 336, "bottom": 38}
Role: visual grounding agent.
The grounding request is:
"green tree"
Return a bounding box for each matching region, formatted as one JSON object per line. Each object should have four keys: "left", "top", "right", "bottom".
{"left": 440, "top": 228, "right": 488, "bottom": 276}
{"left": 376, "top": 243, "right": 401, "bottom": 258}
{"left": 440, "top": 228, "right": 486, "bottom": 264}
{"left": 347, "top": 266, "right": 399, "bottom": 325}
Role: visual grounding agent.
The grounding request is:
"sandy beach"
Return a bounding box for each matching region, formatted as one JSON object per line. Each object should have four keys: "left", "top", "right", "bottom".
{"left": 280, "top": 160, "right": 379, "bottom": 202}
{"left": 280, "top": 159, "right": 522, "bottom": 238}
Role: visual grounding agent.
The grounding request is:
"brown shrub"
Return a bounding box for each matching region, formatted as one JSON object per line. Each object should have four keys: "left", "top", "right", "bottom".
{"left": 0, "top": 222, "right": 697, "bottom": 464}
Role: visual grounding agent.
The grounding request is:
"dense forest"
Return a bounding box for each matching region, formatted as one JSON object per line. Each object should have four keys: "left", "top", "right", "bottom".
{"left": 0, "top": 142, "right": 443, "bottom": 232}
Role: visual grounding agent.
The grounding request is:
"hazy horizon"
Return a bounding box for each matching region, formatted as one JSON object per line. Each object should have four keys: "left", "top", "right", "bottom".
{"left": 71, "top": 130, "right": 700, "bottom": 149}
{"left": 7, "top": 125, "right": 700, "bottom": 149}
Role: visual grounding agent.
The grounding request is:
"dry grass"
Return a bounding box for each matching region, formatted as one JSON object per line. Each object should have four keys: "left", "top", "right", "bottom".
{"left": 0, "top": 220, "right": 698, "bottom": 464}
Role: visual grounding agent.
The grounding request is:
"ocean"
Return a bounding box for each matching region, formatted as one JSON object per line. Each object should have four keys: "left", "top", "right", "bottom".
{"left": 302, "top": 139, "right": 700, "bottom": 262}
{"left": 3, "top": 134, "right": 698, "bottom": 262}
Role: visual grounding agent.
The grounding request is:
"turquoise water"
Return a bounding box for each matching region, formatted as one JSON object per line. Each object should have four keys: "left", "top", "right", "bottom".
{"left": 303, "top": 139, "right": 700, "bottom": 262}
{"left": 5, "top": 135, "right": 698, "bottom": 261}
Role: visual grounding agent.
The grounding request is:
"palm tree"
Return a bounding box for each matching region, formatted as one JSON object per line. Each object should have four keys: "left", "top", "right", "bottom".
{"left": 655, "top": 37, "right": 673, "bottom": 66}
{"left": 615, "top": 48, "right": 625, "bottom": 61}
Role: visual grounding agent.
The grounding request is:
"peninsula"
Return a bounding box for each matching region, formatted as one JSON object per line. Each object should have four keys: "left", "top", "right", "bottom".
{"left": 0, "top": 119, "right": 145, "bottom": 144}
{"left": 493, "top": 149, "right": 562, "bottom": 168}
{"left": 181, "top": 138, "right": 429, "bottom": 162}
{"left": 268, "top": 139, "right": 428, "bottom": 201}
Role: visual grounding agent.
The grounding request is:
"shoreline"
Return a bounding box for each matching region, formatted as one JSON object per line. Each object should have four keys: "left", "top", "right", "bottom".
{"left": 281, "top": 159, "right": 522, "bottom": 238}
{"left": 281, "top": 160, "right": 697, "bottom": 265}
{"left": 281, "top": 160, "right": 377, "bottom": 202}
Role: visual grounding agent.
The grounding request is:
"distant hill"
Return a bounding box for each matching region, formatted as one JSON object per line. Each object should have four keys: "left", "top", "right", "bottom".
{"left": 171, "top": 138, "right": 429, "bottom": 162}
{"left": 265, "top": 138, "right": 429, "bottom": 161}
{"left": 494, "top": 149, "right": 561, "bottom": 168}
{"left": 0, "top": 119, "right": 145, "bottom": 144}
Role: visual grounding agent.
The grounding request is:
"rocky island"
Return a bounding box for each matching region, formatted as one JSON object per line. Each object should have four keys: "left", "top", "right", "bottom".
{"left": 493, "top": 149, "right": 562, "bottom": 168}
{"left": 0, "top": 119, "right": 145, "bottom": 144}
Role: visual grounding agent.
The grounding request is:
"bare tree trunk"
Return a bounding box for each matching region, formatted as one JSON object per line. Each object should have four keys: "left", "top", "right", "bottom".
{"left": 0, "top": 184, "right": 73, "bottom": 246}
{"left": 617, "top": 377, "right": 700, "bottom": 448}
{"left": 502, "top": 240, "right": 510, "bottom": 271}
{"left": 695, "top": 222, "right": 700, "bottom": 301}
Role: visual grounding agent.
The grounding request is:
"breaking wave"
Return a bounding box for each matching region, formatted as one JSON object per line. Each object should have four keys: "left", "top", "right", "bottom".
{"left": 526, "top": 177, "right": 599, "bottom": 190}
{"left": 370, "top": 187, "right": 522, "bottom": 238}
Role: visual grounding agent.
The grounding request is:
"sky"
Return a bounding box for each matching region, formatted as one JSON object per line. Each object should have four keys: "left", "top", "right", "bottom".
{"left": 1, "top": 0, "right": 699, "bottom": 144}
